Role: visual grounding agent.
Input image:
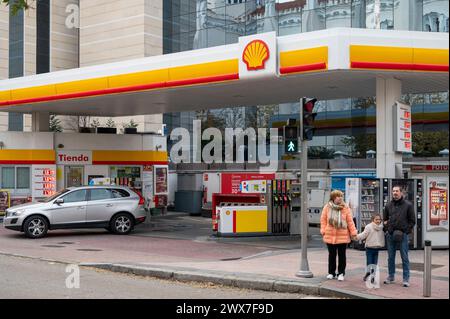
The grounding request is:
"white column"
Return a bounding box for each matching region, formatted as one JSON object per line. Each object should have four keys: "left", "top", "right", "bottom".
{"left": 31, "top": 112, "right": 50, "bottom": 132}
{"left": 376, "top": 77, "right": 403, "bottom": 178}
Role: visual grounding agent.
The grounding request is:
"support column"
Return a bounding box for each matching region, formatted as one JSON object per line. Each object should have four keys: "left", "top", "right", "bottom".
{"left": 376, "top": 77, "right": 403, "bottom": 178}
{"left": 31, "top": 111, "right": 50, "bottom": 132}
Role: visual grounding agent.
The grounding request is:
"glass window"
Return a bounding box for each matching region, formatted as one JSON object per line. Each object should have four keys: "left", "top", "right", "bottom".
{"left": 366, "top": 0, "right": 394, "bottom": 29}
{"left": 9, "top": 3, "right": 24, "bottom": 78}
{"left": 1, "top": 167, "right": 15, "bottom": 188}
{"left": 111, "top": 189, "right": 130, "bottom": 198}
{"left": 394, "top": 0, "right": 422, "bottom": 31}
{"left": 351, "top": 0, "right": 366, "bottom": 28}
{"left": 257, "top": 17, "right": 278, "bottom": 33}
{"left": 62, "top": 190, "right": 87, "bottom": 203}
{"left": 16, "top": 167, "right": 30, "bottom": 189}
{"left": 207, "top": 27, "right": 226, "bottom": 47}
{"left": 325, "top": 1, "right": 351, "bottom": 28}
{"left": 278, "top": 7, "right": 302, "bottom": 36}
{"left": 36, "top": 0, "right": 50, "bottom": 74}
{"left": 302, "top": 8, "right": 326, "bottom": 32}
{"left": 89, "top": 188, "right": 112, "bottom": 201}
{"left": 226, "top": 2, "right": 247, "bottom": 25}
{"left": 8, "top": 113, "right": 23, "bottom": 131}
{"left": 225, "top": 27, "right": 242, "bottom": 44}
{"left": 423, "top": 0, "right": 449, "bottom": 32}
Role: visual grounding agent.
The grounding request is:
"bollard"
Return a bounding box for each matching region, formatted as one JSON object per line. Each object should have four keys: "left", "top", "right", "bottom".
{"left": 423, "top": 240, "right": 432, "bottom": 297}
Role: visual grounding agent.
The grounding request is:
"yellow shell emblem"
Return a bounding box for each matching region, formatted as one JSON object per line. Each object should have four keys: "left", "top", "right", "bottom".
{"left": 242, "top": 40, "right": 270, "bottom": 71}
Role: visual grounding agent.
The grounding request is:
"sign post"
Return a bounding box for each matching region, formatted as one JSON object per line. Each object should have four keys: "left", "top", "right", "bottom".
{"left": 296, "top": 97, "right": 313, "bottom": 278}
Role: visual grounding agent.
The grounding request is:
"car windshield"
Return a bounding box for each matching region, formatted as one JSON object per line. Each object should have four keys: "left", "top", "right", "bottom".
{"left": 40, "top": 189, "right": 70, "bottom": 202}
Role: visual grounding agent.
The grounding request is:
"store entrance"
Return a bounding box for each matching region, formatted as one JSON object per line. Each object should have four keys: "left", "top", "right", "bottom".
{"left": 65, "top": 166, "right": 84, "bottom": 188}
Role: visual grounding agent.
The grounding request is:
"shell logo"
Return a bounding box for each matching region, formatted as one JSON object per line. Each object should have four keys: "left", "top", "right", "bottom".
{"left": 242, "top": 40, "right": 270, "bottom": 71}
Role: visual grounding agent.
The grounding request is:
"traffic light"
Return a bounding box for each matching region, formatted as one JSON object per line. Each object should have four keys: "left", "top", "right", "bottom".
{"left": 284, "top": 119, "right": 298, "bottom": 154}
{"left": 302, "top": 98, "right": 317, "bottom": 141}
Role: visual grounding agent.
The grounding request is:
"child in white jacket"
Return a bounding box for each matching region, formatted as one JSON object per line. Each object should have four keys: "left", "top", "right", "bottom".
{"left": 356, "top": 213, "right": 385, "bottom": 282}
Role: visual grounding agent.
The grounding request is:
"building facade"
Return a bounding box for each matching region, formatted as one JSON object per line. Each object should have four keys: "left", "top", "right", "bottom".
{"left": 0, "top": 0, "right": 448, "bottom": 159}
{"left": 163, "top": 0, "right": 449, "bottom": 159}
{"left": 0, "top": 0, "right": 164, "bottom": 134}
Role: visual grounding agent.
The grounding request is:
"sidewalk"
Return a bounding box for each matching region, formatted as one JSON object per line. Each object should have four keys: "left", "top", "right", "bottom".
{"left": 0, "top": 213, "right": 448, "bottom": 299}
{"left": 81, "top": 248, "right": 449, "bottom": 299}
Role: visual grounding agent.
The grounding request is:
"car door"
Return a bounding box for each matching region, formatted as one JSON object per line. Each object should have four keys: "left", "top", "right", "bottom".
{"left": 86, "top": 188, "right": 116, "bottom": 224}
{"left": 49, "top": 189, "right": 88, "bottom": 226}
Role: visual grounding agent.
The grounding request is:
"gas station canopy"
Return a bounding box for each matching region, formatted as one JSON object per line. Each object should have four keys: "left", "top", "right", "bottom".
{"left": 0, "top": 28, "right": 448, "bottom": 117}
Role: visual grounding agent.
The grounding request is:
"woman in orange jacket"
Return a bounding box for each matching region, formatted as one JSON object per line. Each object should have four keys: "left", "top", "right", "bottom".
{"left": 320, "top": 190, "right": 357, "bottom": 281}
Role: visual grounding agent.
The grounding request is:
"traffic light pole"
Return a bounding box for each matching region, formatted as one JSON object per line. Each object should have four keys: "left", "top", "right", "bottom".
{"left": 296, "top": 98, "right": 313, "bottom": 278}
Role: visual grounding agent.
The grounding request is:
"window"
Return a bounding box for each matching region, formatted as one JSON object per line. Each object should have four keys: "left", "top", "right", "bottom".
{"left": 1, "top": 167, "right": 15, "bottom": 188}
{"left": 62, "top": 190, "right": 87, "bottom": 203}
{"left": 36, "top": 0, "right": 50, "bottom": 74}
{"left": 111, "top": 189, "right": 130, "bottom": 198}
{"left": 9, "top": 1, "right": 24, "bottom": 78}
{"left": 0, "top": 166, "right": 31, "bottom": 189}
{"left": 8, "top": 1, "right": 24, "bottom": 131}
{"left": 16, "top": 167, "right": 30, "bottom": 189}
{"left": 89, "top": 188, "right": 112, "bottom": 201}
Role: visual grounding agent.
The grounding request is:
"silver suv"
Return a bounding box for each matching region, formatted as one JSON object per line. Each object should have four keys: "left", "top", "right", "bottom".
{"left": 3, "top": 186, "right": 146, "bottom": 238}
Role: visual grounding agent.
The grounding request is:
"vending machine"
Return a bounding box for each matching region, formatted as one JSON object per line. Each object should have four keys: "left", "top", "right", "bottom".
{"left": 381, "top": 178, "right": 424, "bottom": 249}
{"left": 345, "top": 178, "right": 382, "bottom": 249}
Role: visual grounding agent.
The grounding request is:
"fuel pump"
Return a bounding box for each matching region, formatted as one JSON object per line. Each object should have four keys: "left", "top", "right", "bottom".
{"left": 290, "top": 182, "right": 301, "bottom": 235}
{"left": 281, "top": 180, "right": 287, "bottom": 233}
{"left": 278, "top": 180, "right": 283, "bottom": 233}
{"left": 273, "top": 180, "right": 281, "bottom": 233}
{"left": 285, "top": 180, "right": 291, "bottom": 233}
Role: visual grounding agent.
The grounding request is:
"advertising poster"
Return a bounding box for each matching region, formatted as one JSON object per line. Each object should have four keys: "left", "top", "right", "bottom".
{"left": 221, "top": 173, "right": 275, "bottom": 194}
{"left": 142, "top": 165, "right": 154, "bottom": 207}
{"left": 0, "top": 190, "right": 10, "bottom": 215}
{"left": 345, "top": 178, "right": 360, "bottom": 228}
{"left": 154, "top": 166, "right": 168, "bottom": 195}
{"left": 428, "top": 179, "right": 448, "bottom": 231}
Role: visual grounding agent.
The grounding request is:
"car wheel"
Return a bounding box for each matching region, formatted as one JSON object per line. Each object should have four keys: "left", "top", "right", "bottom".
{"left": 110, "top": 213, "right": 134, "bottom": 235}
{"left": 24, "top": 216, "right": 48, "bottom": 239}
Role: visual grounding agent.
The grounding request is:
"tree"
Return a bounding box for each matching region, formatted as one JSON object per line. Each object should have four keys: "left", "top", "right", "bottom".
{"left": 412, "top": 131, "right": 449, "bottom": 157}
{"left": 352, "top": 97, "right": 376, "bottom": 109}
{"left": 49, "top": 114, "right": 62, "bottom": 132}
{"left": 105, "top": 118, "right": 116, "bottom": 128}
{"left": 91, "top": 119, "right": 100, "bottom": 129}
{"left": 78, "top": 116, "right": 91, "bottom": 129}
{"left": 341, "top": 133, "right": 377, "bottom": 158}
{"left": 2, "top": 0, "right": 34, "bottom": 15}
{"left": 308, "top": 146, "right": 335, "bottom": 159}
{"left": 120, "top": 119, "right": 138, "bottom": 133}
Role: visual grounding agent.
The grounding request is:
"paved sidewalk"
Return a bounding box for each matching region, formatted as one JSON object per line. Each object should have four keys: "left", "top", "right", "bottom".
{"left": 81, "top": 248, "right": 448, "bottom": 299}
{"left": 0, "top": 213, "right": 448, "bottom": 299}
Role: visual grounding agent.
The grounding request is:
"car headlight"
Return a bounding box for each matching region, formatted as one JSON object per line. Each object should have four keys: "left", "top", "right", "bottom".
{"left": 11, "top": 209, "right": 26, "bottom": 216}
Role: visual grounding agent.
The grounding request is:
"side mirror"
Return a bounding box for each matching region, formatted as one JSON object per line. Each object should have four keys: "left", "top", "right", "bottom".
{"left": 54, "top": 198, "right": 64, "bottom": 205}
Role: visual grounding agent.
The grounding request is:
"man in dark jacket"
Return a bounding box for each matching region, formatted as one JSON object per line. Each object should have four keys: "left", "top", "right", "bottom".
{"left": 383, "top": 185, "right": 415, "bottom": 287}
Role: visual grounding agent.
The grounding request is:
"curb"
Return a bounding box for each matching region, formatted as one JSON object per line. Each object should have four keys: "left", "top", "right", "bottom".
{"left": 0, "top": 251, "right": 75, "bottom": 265}
{"left": 80, "top": 262, "right": 382, "bottom": 299}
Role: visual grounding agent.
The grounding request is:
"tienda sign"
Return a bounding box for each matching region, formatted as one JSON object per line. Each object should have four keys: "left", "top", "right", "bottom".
{"left": 56, "top": 151, "right": 92, "bottom": 165}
